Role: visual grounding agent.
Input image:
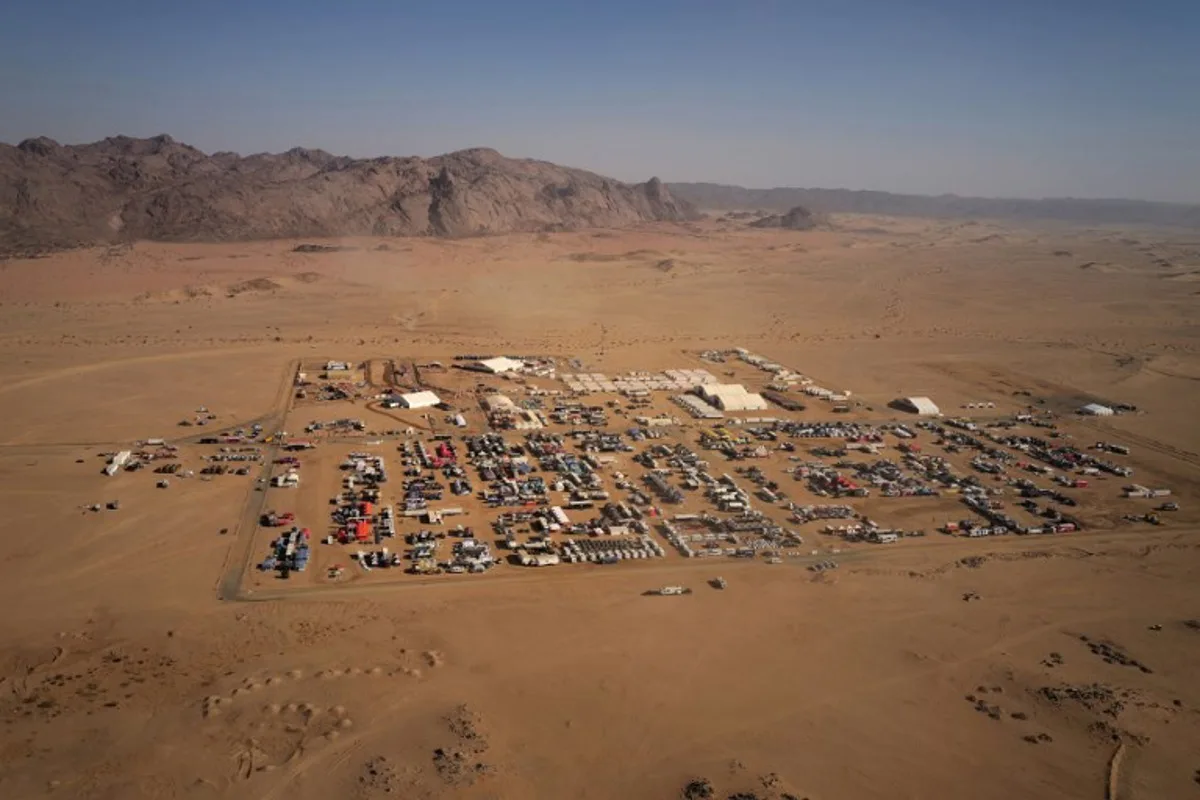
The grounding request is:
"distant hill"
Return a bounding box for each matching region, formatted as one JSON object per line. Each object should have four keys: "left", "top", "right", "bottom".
{"left": 668, "top": 182, "right": 1200, "bottom": 228}
{"left": 0, "top": 135, "right": 699, "bottom": 255}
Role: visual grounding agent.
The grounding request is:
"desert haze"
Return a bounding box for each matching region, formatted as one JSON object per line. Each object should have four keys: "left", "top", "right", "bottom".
{"left": 1, "top": 141, "right": 1199, "bottom": 800}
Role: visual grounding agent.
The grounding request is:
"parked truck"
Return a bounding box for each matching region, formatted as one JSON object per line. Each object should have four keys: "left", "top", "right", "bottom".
{"left": 260, "top": 511, "right": 295, "bottom": 527}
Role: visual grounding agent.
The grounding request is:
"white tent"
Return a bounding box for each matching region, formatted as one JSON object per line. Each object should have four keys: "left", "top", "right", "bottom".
{"left": 476, "top": 356, "right": 524, "bottom": 374}
{"left": 398, "top": 390, "right": 441, "bottom": 409}
{"left": 698, "top": 384, "right": 769, "bottom": 411}
{"left": 1079, "top": 403, "right": 1114, "bottom": 416}
{"left": 894, "top": 396, "right": 940, "bottom": 416}
{"left": 483, "top": 394, "right": 516, "bottom": 412}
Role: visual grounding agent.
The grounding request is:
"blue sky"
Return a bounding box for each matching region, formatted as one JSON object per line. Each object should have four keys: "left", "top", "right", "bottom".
{"left": 1, "top": 1, "right": 1198, "bottom": 201}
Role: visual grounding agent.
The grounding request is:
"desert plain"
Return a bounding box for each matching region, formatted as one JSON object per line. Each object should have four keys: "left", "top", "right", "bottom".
{"left": 0, "top": 214, "right": 1199, "bottom": 799}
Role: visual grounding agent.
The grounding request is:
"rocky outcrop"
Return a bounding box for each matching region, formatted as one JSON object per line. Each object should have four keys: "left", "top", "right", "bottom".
{"left": 0, "top": 136, "right": 699, "bottom": 254}
{"left": 749, "top": 205, "right": 823, "bottom": 230}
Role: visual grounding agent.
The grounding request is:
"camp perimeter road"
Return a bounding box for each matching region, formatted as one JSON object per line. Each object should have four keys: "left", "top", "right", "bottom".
{"left": 214, "top": 359, "right": 300, "bottom": 601}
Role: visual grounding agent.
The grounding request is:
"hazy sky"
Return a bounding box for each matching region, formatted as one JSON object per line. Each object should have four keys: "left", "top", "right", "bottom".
{"left": 2, "top": 1, "right": 1198, "bottom": 202}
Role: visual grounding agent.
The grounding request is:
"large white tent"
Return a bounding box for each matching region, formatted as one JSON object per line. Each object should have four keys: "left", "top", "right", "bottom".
{"left": 1079, "top": 402, "right": 1114, "bottom": 416}
{"left": 475, "top": 356, "right": 524, "bottom": 374}
{"left": 397, "top": 390, "right": 441, "bottom": 409}
{"left": 483, "top": 394, "right": 516, "bottom": 412}
{"left": 698, "top": 383, "right": 769, "bottom": 412}
{"left": 892, "top": 396, "right": 940, "bottom": 416}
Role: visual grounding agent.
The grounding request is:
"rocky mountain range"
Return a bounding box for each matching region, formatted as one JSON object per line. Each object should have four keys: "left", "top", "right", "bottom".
{"left": 669, "top": 182, "right": 1200, "bottom": 229}
{"left": 0, "top": 135, "right": 699, "bottom": 255}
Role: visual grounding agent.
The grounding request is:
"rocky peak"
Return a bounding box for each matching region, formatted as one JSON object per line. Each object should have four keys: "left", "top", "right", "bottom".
{"left": 16, "top": 137, "right": 61, "bottom": 156}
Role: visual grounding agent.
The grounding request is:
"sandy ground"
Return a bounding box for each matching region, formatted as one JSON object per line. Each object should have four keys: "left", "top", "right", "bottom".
{"left": 0, "top": 215, "right": 1198, "bottom": 799}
